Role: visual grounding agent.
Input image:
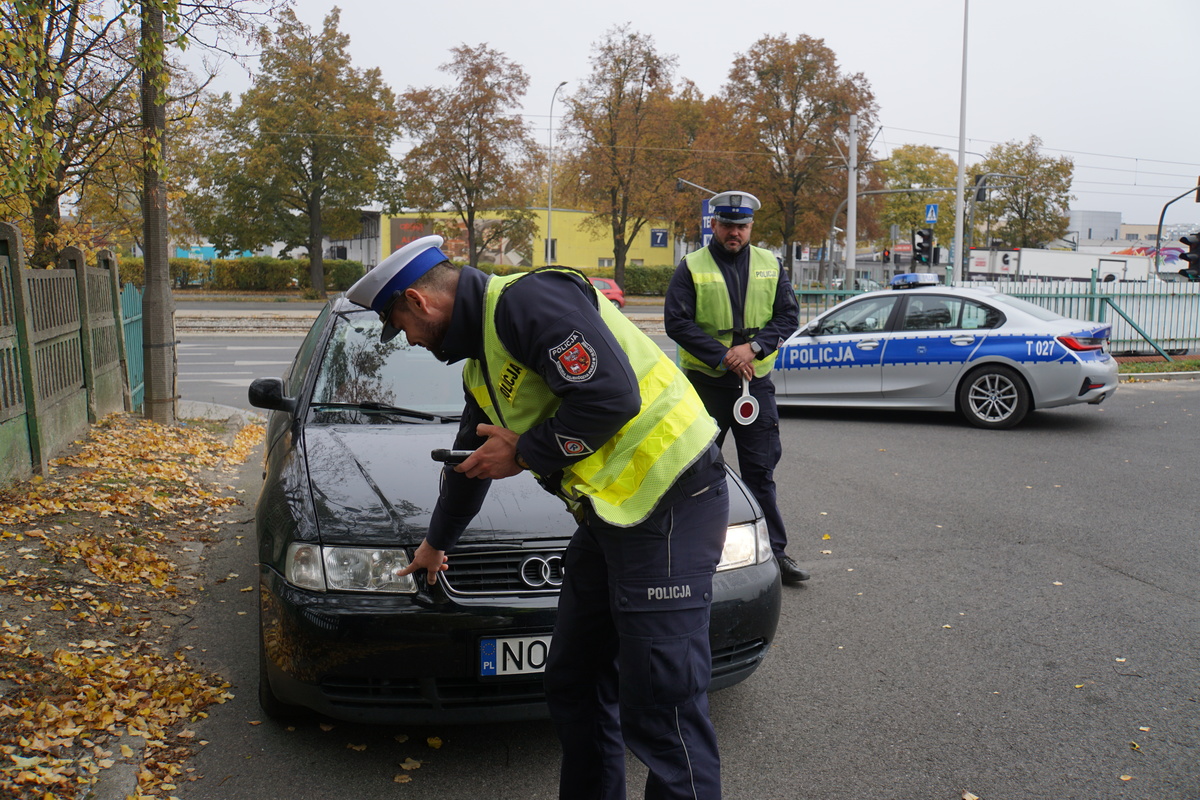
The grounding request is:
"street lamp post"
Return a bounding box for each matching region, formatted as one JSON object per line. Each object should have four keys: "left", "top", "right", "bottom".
{"left": 951, "top": 0, "right": 970, "bottom": 283}
{"left": 546, "top": 81, "right": 567, "bottom": 266}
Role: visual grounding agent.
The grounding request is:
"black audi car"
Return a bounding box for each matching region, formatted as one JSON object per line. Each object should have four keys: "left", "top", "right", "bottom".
{"left": 248, "top": 297, "right": 782, "bottom": 724}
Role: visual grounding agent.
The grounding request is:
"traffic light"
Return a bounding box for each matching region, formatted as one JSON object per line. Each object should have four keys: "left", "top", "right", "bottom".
{"left": 913, "top": 229, "right": 933, "bottom": 266}
{"left": 972, "top": 173, "right": 988, "bottom": 201}
{"left": 882, "top": 248, "right": 891, "bottom": 264}
{"left": 1180, "top": 233, "right": 1200, "bottom": 281}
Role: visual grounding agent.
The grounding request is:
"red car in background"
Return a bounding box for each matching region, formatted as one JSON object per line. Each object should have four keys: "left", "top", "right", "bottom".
{"left": 589, "top": 277, "right": 625, "bottom": 308}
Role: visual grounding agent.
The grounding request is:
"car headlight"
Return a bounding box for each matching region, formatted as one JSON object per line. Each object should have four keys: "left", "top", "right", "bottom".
{"left": 716, "top": 519, "right": 771, "bottom": 572}
{"left": 285, "top": 543, "right": 418, "bottom": 594}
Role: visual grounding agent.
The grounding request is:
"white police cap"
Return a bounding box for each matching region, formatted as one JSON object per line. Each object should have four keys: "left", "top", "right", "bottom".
{"left": 346, "top": 235, "right": 448, "bottom": 342}
{"left": 710, "top": 191, "right": 760, "bottom": 224}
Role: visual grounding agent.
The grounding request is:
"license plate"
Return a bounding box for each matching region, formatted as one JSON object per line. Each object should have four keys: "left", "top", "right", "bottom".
{"left": 479, "top": 635, "right": 552, "bottom": 676}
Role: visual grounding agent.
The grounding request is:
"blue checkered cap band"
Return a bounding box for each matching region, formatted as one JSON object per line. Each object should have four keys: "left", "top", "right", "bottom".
{"left": 714, "top": 204, "right": 755, "bottom": 218}
{"left": 346, "top": 234, "right": 447, "bottom": 313}
{"left": 371, "top": 247, "right": 445, "bottom": 312}
{"left": 710, "top": 190, "right": 760, "bottom": 222}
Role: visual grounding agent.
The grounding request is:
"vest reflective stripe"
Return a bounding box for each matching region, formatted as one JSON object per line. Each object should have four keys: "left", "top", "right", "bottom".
{"left": 462, "top": 269, "right": 717, "bottom": 527}
{"left": 679, "top": 246, "right": 780, "bottom": 378}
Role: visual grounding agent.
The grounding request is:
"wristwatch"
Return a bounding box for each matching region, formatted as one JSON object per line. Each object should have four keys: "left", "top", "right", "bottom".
{"left": 514, "top": 450, "right": 531, "bottom": 471}
{"left": 749, "top": 340, "right": 764, "bottom": 357}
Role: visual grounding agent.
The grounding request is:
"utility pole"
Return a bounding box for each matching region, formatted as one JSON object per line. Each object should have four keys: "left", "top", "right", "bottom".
{"left": 951, "top": 0, "right": 970, "bottom": 283}
{"left": 845, "top": 114, "right": 858, "bottom": 287}
{"left": 140, "top": 0, "right": 175, "bottom": 425}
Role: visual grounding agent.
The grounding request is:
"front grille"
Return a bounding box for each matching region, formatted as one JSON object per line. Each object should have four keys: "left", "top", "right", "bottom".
{"left": 322, "top": 675, "right": 547, "bottom": 711}
{"left": 442, "top": 549, "right": 564, "bottom": 596}
{"left": 711, "top": 638, "right": 768, "bottom": 680}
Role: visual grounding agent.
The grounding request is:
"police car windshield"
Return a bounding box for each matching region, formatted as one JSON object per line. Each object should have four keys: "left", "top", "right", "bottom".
{"left": 986, "top": 294, "right": 1064, "bottom": 322}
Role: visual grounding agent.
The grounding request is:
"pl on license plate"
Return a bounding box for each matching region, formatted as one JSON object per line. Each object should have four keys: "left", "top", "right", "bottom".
{"left": 480, "top": 635, "right": 552, "bottom": 676}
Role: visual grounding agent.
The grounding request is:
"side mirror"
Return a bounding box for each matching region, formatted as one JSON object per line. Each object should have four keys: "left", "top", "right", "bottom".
{"left": 248, "top": 377, "right": 297, "bottom": 414}
{"left": 801, "top": 318, "right": 821, "bottom": 336}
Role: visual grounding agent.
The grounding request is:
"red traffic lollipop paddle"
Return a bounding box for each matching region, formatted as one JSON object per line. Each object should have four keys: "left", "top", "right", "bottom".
{"left": 734, "top": 377, "right": 759, "bottom": 425}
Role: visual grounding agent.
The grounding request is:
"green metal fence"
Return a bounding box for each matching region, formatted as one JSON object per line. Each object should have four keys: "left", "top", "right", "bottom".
{"left": 120, "top": 283, "right": 144, "bottom": 411}
{"left": 962, "top": 280, "right": 1200, "bottom": 357}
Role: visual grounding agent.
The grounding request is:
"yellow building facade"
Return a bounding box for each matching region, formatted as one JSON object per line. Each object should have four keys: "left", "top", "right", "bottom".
{"left": 379, "top": 209, "right": 677, "bottom": 269}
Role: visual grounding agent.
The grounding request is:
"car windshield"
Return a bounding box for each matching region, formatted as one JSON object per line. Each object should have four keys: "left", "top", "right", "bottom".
{"left": 309, "top": 309, "right": 465, "bottom": 421}
{"left": 986, "top": 293, "right": 1065, "bottom": 321}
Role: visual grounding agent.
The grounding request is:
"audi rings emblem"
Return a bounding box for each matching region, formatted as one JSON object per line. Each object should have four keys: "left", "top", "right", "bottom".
{"left": 520, "top": 554, "right": 564, "bottom": 588}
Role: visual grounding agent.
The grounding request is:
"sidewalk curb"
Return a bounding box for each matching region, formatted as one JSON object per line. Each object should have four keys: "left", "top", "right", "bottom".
{"left": 1119, "top": 372, "right": 1199, "bottom": 382}
{"left": 177, "top": 400, "right": 266, "bottom": 427}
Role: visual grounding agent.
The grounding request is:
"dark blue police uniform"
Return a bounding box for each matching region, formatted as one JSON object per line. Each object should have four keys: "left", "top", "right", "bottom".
{"left": 427, "top": 267, "right": 727, "bottom": 800}
{"left": 664, "top": 242, "right": 799, "bottom": 564}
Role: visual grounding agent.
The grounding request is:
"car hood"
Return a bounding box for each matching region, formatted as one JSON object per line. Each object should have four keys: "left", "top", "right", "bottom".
{"left": 302, "top": 425, "right": 572, "bottom": 547}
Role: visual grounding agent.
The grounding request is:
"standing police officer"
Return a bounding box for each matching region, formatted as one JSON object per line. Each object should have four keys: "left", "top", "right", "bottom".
{"left": 665, "top": 191, "right": 810, "bottom": 584}
{"left": 347, "top": 236, "right": 728, "bottom": 800}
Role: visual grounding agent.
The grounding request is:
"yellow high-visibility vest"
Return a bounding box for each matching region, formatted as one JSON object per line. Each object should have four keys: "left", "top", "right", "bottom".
{"left": 679, "top": 246, "right": 780, "bottom": 378}
{"left": 462, "top": 268, "right": 717, "bottom": 526}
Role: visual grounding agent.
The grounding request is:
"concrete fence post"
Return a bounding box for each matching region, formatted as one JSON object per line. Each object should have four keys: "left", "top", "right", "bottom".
{"left": 0, "top": 222, "right": 47, "bottom": 474}
{"left": 61, "top": 246, "right": 96, "bottom": 423}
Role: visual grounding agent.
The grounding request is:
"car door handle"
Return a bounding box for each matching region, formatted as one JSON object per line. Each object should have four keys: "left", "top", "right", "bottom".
{"left": 856, "top": 339, "right": 880, "bottom": 350}
{"left": 950, "top": 335, "right": 975, "bottom": 346}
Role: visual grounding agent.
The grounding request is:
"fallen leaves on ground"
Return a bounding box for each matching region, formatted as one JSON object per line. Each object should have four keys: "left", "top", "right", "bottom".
{"left": 0, "top": 413, "right": 264, "bottom": 799}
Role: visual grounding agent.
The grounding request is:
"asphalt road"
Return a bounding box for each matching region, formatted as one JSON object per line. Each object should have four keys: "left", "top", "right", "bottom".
{"left": 178, "top": 334, "right": 307, "bottom": 410}
{"left": 174, "top": 373, "right": 1199, "bottom": 800}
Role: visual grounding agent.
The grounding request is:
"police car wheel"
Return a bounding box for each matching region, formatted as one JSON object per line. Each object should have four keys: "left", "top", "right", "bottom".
{"left": 957, "top": 365, "right": 1030, "bottom": 429}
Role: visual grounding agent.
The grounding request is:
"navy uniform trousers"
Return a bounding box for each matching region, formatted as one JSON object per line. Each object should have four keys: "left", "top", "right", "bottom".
{"left": 687, "top": 375, "right": 787, "bottom": 558}
{"left": 544, "top": 452, "right": 728, "bottom": 800}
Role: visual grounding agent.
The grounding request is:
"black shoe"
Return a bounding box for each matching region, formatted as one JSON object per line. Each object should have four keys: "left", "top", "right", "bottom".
{"left": 776, "top": 554, "right": 810, "bottom": 584}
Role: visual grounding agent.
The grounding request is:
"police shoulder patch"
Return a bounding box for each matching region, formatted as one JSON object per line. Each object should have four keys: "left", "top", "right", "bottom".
{"left": 549, "top": 330, "right": 598, "bottom": 382}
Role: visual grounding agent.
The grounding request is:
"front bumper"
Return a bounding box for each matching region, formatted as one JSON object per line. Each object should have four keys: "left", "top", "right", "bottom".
{"left": 260, "top": 557, "right": 781, "bottom": 725}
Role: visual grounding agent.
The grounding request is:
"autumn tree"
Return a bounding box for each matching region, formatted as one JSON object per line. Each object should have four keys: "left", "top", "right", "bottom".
{"left": 187, "top": 8, "right": 399, "bottom": 296}
{"left": 695, "top": 34, "right": 878, "bottom": 279}
{"left": 558, "top": 25, "right": 696, "bottom": 285}
{"left": 1, "top": 0, "right": 278, "bottom": 424}
{"left": 972, "top": 135, "right": 1073, "bottom": 249}
{"left": 0, "top": 1, "right": 278, "bottom": 267}
{"left": 0, "top": 2, "right": 145, "bottom": 266}
{"left": 66, "top": 73, "right": 210, "bottom": 257}
{"left": 398, "top": 44, "right": 540, "bottom": 268}
{"left": 877, "top": 144, "right": 960, "bottom": 249}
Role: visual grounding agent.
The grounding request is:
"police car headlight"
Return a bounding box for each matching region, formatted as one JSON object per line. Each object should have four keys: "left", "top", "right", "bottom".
{"left": 717, "top": 519, "right": 770, "bottom": 571}
{"left": 285, "top": 543, "right": 418, "bottom": 594}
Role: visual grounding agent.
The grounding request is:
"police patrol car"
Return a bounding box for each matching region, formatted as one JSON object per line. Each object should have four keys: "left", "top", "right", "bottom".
{"left": 775, "top": 273, "right": 1117, "bottom": 429}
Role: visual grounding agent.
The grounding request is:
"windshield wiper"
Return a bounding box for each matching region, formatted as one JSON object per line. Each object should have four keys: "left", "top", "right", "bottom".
{"left": 310, "top": 401, "right": 436, "bottom": 421}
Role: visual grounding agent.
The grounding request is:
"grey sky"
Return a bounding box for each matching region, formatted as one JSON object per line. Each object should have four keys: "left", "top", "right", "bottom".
{"left": 206, "top": 0, "right": 1199, "bottom": 227}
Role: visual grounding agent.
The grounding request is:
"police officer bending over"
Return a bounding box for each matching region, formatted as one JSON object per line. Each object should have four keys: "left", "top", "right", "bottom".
{"left": 665, "top": 191, "right": 810, "bottom": 585}
{"left": 348, "top": 236, "right": 728, "bottom": 800}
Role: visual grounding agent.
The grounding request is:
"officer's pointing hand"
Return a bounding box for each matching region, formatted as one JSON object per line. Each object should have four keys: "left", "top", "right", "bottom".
{"left": 457, "top": 424, "right": 524, "bottom": 480}
{"left": 396, "top": 539, "right": 448, "bottom": 586}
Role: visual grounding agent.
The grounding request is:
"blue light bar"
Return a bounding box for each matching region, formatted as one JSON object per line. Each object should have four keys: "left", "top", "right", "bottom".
{"left": 890, "top": 272, "right": 940, "bottom": 289}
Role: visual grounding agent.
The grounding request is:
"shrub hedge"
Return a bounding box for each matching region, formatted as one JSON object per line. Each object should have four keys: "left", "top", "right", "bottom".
{"left": 472, "top": 263, "right": 678, "bottom": 295}
{"left": 118, "top": 257, "right": 208, "bottom": 289}
{"left": 117, "top": 256, "right": 366, "bottom": 292}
